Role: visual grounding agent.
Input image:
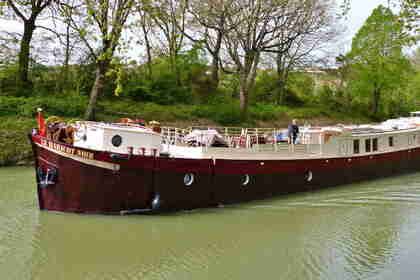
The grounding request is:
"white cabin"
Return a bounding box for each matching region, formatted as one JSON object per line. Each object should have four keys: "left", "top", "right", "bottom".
{"left": 73, "top": 122, "right": 162, "bottom": 156}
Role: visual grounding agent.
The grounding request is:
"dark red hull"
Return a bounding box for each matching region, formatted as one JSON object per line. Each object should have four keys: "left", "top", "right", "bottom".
{"left": 30, "top": 134, "right": 420, "bottom": 214}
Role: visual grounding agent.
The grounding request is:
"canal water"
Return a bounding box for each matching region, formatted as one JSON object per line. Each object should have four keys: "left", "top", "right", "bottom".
{"left": 2, "top": 167, "right": 420, "bottom": 280}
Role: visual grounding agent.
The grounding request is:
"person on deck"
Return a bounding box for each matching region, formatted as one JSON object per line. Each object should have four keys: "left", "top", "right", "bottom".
{"left": 288, "top": 119, "right": 299, "bottom": 144}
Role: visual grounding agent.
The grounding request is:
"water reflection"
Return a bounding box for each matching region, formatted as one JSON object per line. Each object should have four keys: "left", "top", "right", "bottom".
{"left": 2, "top": 167, "right": 420, "bottom": 280}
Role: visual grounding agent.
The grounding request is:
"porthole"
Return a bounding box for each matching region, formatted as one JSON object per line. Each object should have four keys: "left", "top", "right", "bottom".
{"left": 184, "top": 173, "right": 194, "bottom": 186}
{"left": 242, "top": 174, "right": 250, "bottom": 186}
{"left": 305, "top": 171, "right": 313, "bottom": 182}
{"left": 111, "top": 135, "right": 122, "bottom": 147}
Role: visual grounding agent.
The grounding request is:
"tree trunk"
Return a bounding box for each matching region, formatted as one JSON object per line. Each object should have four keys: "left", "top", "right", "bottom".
{"left": 239, "top": 53, "right": 260, "bottom": 120}
{"left": 18, "top": 20, "right": 36, "bottom": 89}
{"left": 276, "top": 52, "right": 288, "bottom": 105}
{"left": 276, "top": 67, "right": 288, "bottom": 105}
{"left": 373, "top": 88, "right": 381, "bottom": 117}
{"left": 168, "top": 41, "right": 181, "bottom": 86}
{"left": 210, "top": 55, "right": 220, "bottom": 90}
{"left": 209, "top": 32, "right": 222, "bottom": 90}
{"left": 63, "top": 23, "right": 71, "bottom": 89}
{"left": 239, "top": 82, "right": 249, "bottom": 120}
{"left": 277, "top": 79, "right": 286, "bottom": 105}
{"left": 141, "top": 23, "right": 153, "bottom": 79}
{"left": 84, "top": 61, "right": 109, "bottom": 120}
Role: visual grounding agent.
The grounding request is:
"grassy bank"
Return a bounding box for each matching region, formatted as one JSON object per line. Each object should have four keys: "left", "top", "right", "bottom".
{"left": 0, "top": 96, "right": 371, "bottom": 167}
{"left": 0, "top": 117, "right": 36, "bottom": 166}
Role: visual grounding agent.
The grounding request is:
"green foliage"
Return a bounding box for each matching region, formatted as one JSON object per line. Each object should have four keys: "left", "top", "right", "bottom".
{"left": 345, "top": 5, "right": 412, "bottom": 117}
{"left": 218, "top": 73, "right": 240, "bottom": 100}
{"left": 0, "top": 60, "right": 97, "bottom": 97}
{"left": 0, "top": 95, "right": 87, "bottom": 118}
{"left": 251, "top": 71, "right": 311, "bottom": 106}
{"left": 0, "top": 117, "right": 36, "bottom": 166}
{"left": 317, "top": 85, "right": 340, "bottom": 110}
{"left": 252, "top": 70, "right": 280, "bottom": 103}
{"left": 193, "top": 103, "right": 242, "bottom": 126}
{"left": 0, "top": 63, "right": 19, "bottom": 95}
{"left": 123, "top": 45, "right": 208, "bottom": 105}
{"left": 0, "top": 96, "right": 26, "bottom": 116}
{"left": 288, "top": 72, "right": 315, "bottom": 99}
{"left": 407, "top": 71, "right": 420, "bottom": 100}
{"left": 249, "top": 103, "right": 282, "bottom": 121}
{"left": 99, "top": 99, "right": 286, "bottom": 126}
{"left": 124, "top": 69, "right": 192, "bottom": 105}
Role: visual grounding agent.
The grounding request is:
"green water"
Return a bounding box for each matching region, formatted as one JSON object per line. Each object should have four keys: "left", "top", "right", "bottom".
{"left": 2, "top": 167, "right": 420, "bottom": 280}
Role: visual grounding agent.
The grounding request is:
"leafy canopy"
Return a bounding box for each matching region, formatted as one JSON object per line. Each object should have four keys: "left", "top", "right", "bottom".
{"left": 346, "top": 5, "right": 412, "bottom": 116}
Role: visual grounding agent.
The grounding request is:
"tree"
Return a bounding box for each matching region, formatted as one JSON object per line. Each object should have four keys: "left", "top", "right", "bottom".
{"left": 221, "top": 0, "right": 290, "bottom": 118}
{"left": 222, "top": 0, "right": 341, "bottom": 119}
{"left": 410, "top": 47, "right": 420, "bottom": 69}
{"left": 63, "top": 0, "right": 135, "bottom": 120}
{"left": 343, "top": 0, "right": 419, "bottom": 42}
{"left": 51, "top": 0, "right": 87, "bottom": 90}
{"left": 143, "top": 0, "right": 188, "bottom": 86}
{"left": 389, "top": 0, "right": 419, "bottom": 38}
{"left": 134, "top": 3, "right": 154, "bottom": 79}
{"left": 346, "top": 5, "right": 412, "bottom": 117}
{"left": 0, "top": 30, "right": 19, "bottom": 64}
{"left": 2, "top": 0, "right": 55, "bottom": 88}
{"left": 273, "top": 0, "right": 341, "bottom": 105}
{"left": 185, "top": 0, "right": 240, "bottom": 90}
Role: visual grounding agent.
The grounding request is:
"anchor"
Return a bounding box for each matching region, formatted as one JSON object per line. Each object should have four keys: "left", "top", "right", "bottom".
{"left": 37, "top": 167, "right": 58, "bottom": 188}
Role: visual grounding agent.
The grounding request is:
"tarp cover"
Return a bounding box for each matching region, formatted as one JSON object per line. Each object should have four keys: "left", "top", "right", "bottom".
{"left": 185, "top": 129, "right": 228, "bottom": 147}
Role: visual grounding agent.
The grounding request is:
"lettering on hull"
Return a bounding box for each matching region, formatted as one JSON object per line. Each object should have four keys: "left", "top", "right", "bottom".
{"left": 41, "top": 139, "right": 94, "bottom": 160}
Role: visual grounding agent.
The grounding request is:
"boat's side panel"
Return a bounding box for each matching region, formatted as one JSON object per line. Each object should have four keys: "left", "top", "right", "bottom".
{"left": 212, "top": 149, "right": 420, "bottom": 205}
{"left": 33, "top": 136, "right": 156, "bottom": 214}
{"left": 154, "top": 158, "right": 215, "bottom": 210}
{"left": 212, "top": 158, "right": 343, "bottom": 204}
{"left": 30, "top": 134, "right": 420, "bottom": 214}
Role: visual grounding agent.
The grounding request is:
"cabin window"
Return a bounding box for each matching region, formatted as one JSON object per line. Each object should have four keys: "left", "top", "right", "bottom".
{"left": 372, "top": 138, "right": 378, "bottom": 152}
{"left": 365, "top": 139, "right": 371, "bottom": 152}
{"left": 353, "top": 139, "right": 360, "bottom": 154}
{"left": 389, "top": 136, "right": 394, "bottom": 147}
{"left": 111, "top": 135, "right": 123, "bottom": 147}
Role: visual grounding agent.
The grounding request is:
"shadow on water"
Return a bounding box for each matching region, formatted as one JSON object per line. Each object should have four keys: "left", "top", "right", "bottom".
{"left": 2, "top": 167, "right": 420, "bottom": 280}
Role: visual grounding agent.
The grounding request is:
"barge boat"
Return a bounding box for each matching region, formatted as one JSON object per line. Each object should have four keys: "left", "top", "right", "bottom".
{"left": 29, "top": 110, "right": 420, "bottom": 214}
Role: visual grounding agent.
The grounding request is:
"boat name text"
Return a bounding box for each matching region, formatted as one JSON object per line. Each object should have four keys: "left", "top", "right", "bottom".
{"left": 41, "top": 140, "right": 94, "bottom": 160}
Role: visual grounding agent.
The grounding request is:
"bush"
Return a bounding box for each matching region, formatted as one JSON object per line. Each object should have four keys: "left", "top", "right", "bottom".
{"left": 0, "top": 95, "right": 88, "bottom": 118}
{"left": 0, "top": 96, "right": 25, "bottom": 116}
{"left": 0, "top": 117, "right": 36, "bottom": 166}
{"left": 249, "top": 103, "right": 282, "bottom": 121}
{"left": 252, "top": 70, "right": 279, "bottom": 104}
{"left": 190, "top": 102, "right": 241, "bottom": 126}
{"left": 317, "top": 85, "right": 340, "bottom": 110}
{"left": 0, "top": 63, "right": 19, "bottom": 95}
{"left": 282, "top": 88, "right": 305, "bottom": 106}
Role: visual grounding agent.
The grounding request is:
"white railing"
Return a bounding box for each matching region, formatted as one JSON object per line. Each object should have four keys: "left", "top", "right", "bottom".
{"left": 160, "top": 127, "right": 188, "bottom": 146}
